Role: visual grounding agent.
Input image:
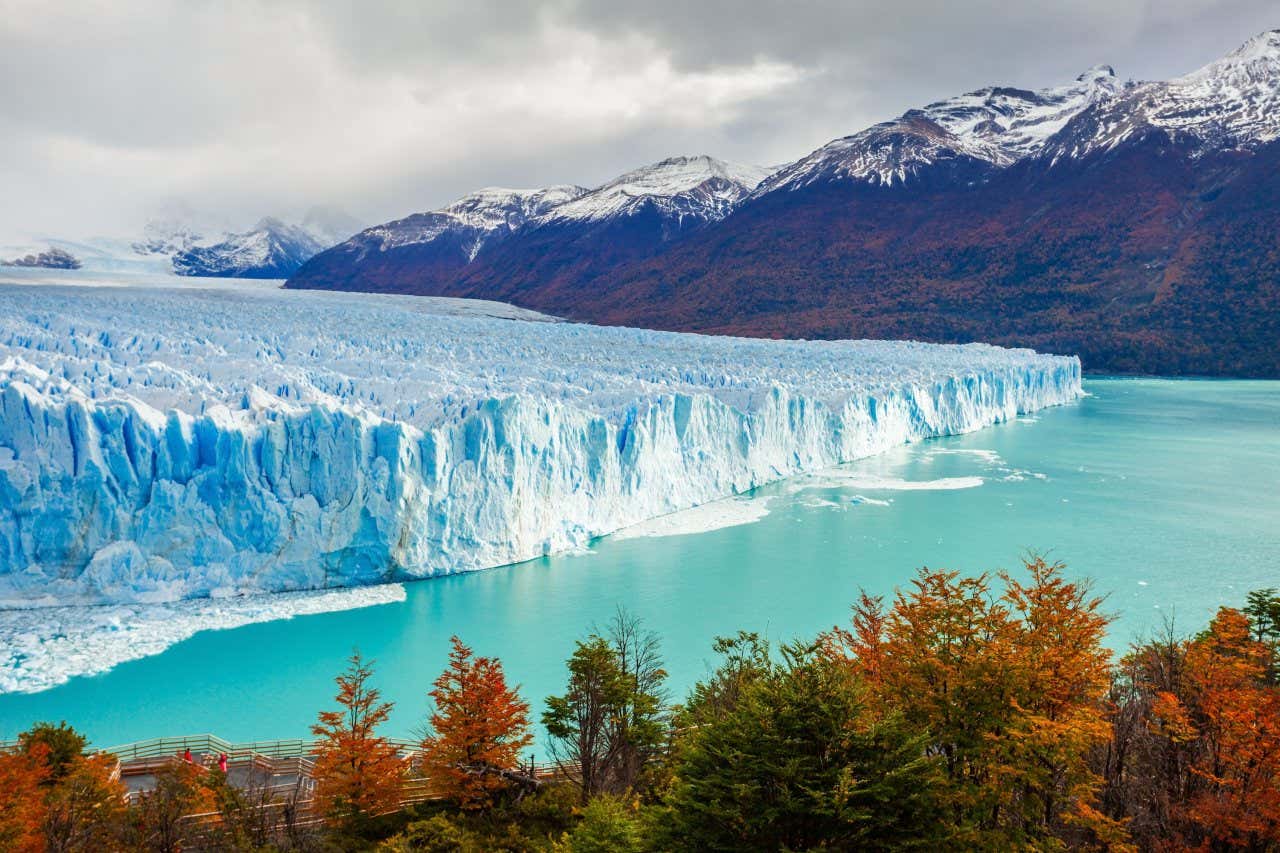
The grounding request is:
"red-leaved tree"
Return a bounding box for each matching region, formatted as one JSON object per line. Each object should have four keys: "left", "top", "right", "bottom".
{"left": 0, "top": 743, "right": 49, "bottom": 853}
{"left": 311, "top": 651, "right": 404, "bottom": 828}
{"left": 420, "top": 636, "right": 534, "bottom": 809}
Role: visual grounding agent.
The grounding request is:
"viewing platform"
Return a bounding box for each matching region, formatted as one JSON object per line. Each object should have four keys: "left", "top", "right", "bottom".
{"left": 0, "top": 733, "right": 571, "bottom": 814}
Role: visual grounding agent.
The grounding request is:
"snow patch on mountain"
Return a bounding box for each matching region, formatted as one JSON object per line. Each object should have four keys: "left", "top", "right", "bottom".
{"left": 360, "top": 185, "right": 586, "bottom": 260}
{"left": 536, "top": 155, "right": 773, "bottom": 226}
{"left": 1043, "top": 29, "right": 1280, "bottom": 162}
{"left": 757, "top": 66, "right": 1120, "bottom": 192}
{"left": 0, "top": 281, "right": 1081, "bottom": 608}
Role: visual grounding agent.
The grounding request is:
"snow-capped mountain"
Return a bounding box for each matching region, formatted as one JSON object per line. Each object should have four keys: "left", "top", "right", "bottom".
{"left": 286, "top": 31, "right": 1280, "bottom": 376}
{"left": 170, "top": 211, "right": 362, "bottom": 278}
{"left": 755, "top": 66, "right": 1120, "bottom": 193}
{"left": 1042, "top": 29, "right": 1280, "bottom": 163}
{"left": 131, "top": 218, "right": 207, "bottom": 257}
{"left": 537, "top": 155, "right": 772, "bottom": 226}
{"left": 288, "top": 155, "right": 769, "bottom": 295}
{"left": 328, "top": 155, "right": 766, "bottom": 264}
{"left": 173, "top": 218, "right": 325, "bottom": 278}
{"left": 357, "top": 185, "right": 586, "bottom": 261}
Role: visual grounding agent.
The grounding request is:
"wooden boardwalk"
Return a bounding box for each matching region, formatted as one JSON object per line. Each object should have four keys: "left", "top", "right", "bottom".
{"left": 100, "top": 733, "right": 576, "bottom": 817}
{"left": 1, "top": 731, "right": 578, "bottom": 838}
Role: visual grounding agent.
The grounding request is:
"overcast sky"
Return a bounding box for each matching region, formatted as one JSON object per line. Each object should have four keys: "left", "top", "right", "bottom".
{"left": 1, "top": 0, "right": 1275, "bottom": 241}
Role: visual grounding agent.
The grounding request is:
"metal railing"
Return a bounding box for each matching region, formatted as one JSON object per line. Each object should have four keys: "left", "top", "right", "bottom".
{"left": 103, "top": 733, "right": 422, "bottom": 762}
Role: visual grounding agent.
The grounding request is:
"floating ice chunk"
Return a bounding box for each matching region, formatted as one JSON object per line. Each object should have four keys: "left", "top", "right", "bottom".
{"left": 797, "top": 473, "right": 986, "bottom": 492}
{"left": 612, "top": 496, "right": 771, "bottom": 540}
{"left": 926, "top": 448, "right": 1004, "bottom": 464}
{"left": 0, "top": 584, "right": 406, "bottom": 694}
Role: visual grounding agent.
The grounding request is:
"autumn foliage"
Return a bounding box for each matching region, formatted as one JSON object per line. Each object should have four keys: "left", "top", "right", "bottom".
{"left": 2, "top": 563, "right": 1278, "bottom": 852}
{"left": 0, "top": 729, "right": 129, "bottom": 853}
{"left": 1103, "top": 601, "right": 1280, "bottom": 850}
{"left": 828, "top": 557, "right": 1123, "bottom": 847}
{"left": 419, "top": 635, "right": 534, "bottom": 809}
{"left": 310, "top": 651, "right": 405, "bottom": 827}
{"left": 0, "top": 743, "right": 48, "bottom": 853}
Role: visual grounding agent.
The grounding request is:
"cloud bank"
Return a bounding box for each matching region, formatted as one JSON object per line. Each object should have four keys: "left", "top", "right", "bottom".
{"left": 1, "top": 0, "right": 1274, "bottom": 239}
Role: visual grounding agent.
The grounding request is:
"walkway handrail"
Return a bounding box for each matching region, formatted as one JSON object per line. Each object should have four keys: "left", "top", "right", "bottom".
{"left": 105, "top": 733, "right": 422, "bottom": 762}
{"left": 106, "top": 734, "right": 586, "bottom": 782}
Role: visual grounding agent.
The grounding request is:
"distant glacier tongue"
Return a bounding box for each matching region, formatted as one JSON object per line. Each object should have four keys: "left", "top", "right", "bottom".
{"left": 0, "top": 284, "right": 1082, "bottom": 607}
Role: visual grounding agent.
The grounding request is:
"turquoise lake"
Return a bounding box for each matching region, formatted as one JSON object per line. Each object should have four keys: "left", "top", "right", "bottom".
{"left": 0, "top": 378, "right": 1276, "bottom": 752}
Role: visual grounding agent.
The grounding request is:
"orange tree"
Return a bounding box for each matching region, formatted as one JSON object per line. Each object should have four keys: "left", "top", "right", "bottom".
{"left": 311, "top": 651, "right": 405, "bottom": 829}
{"left": 998, "top": 559, "right": 1123, "bottom": 848}
{"left": 1104, "top": 601, "right": 1280, "bottom": 850}
{"left": 0, "top": 743, "right": 49, "bottom": 853}
{"left": 420, "top": 636, "right": 533, "bottom": 809}
{"left": 828, "top": 557, "right": 1124, "bottom": 848}
{"left": 1173, "top": 608, "right": 1280, "bottom": 848}
{"left": 43, "top": 752, "right": 128, "bottom": 852}
{"left": 130, "top": 759, "right": 217, "bottom": 853}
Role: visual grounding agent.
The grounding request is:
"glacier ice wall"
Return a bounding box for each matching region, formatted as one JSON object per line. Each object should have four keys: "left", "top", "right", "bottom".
{"left": 0, "top": 283, "right": 1081, "bottom": 607}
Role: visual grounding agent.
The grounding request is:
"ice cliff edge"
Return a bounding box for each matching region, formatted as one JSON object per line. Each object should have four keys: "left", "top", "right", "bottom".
{"left": 0, "top": 284, "right": 1082, "bottom": 607}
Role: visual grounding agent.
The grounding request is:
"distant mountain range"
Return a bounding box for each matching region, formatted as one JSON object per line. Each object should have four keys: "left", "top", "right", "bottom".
{"left": 293, "top": 31, "right": 1280, "bottom": 376}
{"left": 134, "top": 209, "right": 362, "bottom": 278}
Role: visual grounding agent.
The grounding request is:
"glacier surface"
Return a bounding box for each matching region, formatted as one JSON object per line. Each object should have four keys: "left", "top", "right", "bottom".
{"left": 0, "top": 280, "right": 1081, "bottom": 608}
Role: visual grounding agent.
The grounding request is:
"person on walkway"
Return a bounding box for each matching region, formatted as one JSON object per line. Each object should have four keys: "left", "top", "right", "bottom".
{"left": 183, "top": 748, "right": 193, "bottom": 764}
{"left": 218, "top": 753, "right": 228, "bottom": 773}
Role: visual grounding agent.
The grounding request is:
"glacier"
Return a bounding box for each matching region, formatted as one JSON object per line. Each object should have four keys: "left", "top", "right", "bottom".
{"left": 0, "top": 280, "right": 1081, "bottom": 609}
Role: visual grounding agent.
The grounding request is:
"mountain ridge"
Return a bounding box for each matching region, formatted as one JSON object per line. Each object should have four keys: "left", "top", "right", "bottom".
{"left": 286, "top": 31, "right": 1280, "bottom": 376}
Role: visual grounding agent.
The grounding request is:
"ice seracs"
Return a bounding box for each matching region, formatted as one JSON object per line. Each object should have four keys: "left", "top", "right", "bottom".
{"left": 0, "top": 281, "right": 1081, "bottom": 608}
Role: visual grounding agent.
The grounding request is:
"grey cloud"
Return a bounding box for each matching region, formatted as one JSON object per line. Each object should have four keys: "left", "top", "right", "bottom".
{"left": 0, "top": 0, "right": 1275, "bottom": 242}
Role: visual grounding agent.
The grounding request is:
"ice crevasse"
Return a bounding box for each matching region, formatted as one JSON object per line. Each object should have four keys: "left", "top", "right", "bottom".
{"left": 0, "top": 284, "right": 1082, "bottom": 607}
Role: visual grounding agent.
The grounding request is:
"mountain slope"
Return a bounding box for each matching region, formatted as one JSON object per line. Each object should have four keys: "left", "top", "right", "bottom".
{"left": 1043, "top": 30, "right": 1280, "bottom": 163}
{"left": 1, "top": 247, "right": 81, "bottom": 269}
{"left": 577, "top": 136, "right": 1280, "bottom": 375}
{"left": 285, "top": 186, "right": 585, "bottom": 294}
{"left": 287, "top": 156, "right": 769, "bottom": 296}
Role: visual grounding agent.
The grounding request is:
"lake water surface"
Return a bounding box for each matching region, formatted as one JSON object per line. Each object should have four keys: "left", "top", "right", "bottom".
{"left": 1, "top": 378, "right": 1276, "bottom": 750}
